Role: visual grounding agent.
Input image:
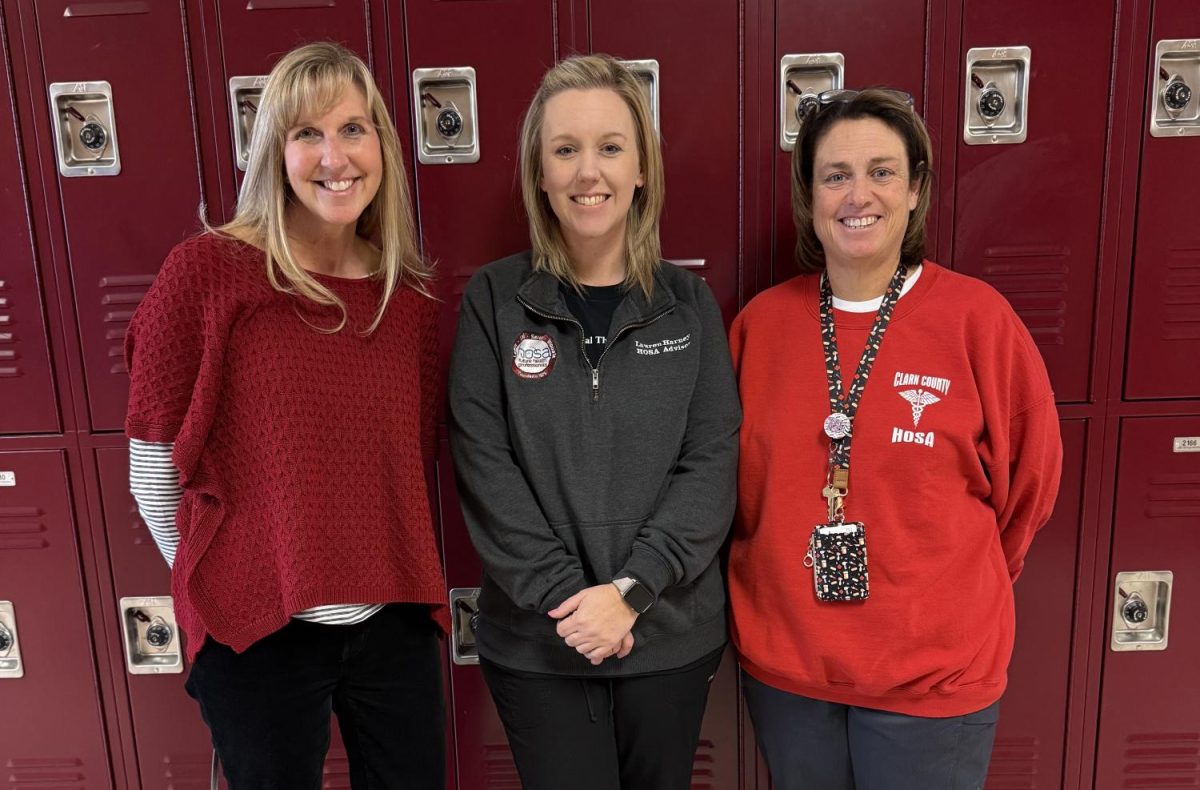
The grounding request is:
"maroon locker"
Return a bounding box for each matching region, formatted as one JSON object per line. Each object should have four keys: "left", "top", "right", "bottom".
{"left": 0, "top": 44, "right": 59, "bottom": 435}
{"left": 1094, "top": 416, "right": 1200, "bottom": 788}
{"left": 95, "top": 445, "right": 361, "bottom": 789}
{"left": 1123, "top": 0, "right": 1200, "bottom": 400}
{"left": 211, "top": 0, "right": 372, "bottom": 80}
{"left": 95, "top": 446, "right": 220, "bottom": 790}
{"left": 30, "top": 2, "right": 203, "bottom": 432}
{"left": 400, "top": 0, "right": 553, "bottom": 364}
{"left": 0, "top": 449, "right": 111, "bottom": 788}
{"left": 950, "top": 0, "right": 1113, "bottom": 403}
{"left": 435, "top": 442, "right": 515, "bottom": 789}
{"left": 772, "top": 0, "right": 930, "bottom": 287}
{"left": 397, "top": 2, "right": 555, "bottom": 785}
{"left": 590, "top": 0, "right": 741, "bottom": 322}
{"left": 589, "top": 3, "right": 742, "bottom": 784}
{"left": 987, "top": 419, "right": 1086, "bottom": 789}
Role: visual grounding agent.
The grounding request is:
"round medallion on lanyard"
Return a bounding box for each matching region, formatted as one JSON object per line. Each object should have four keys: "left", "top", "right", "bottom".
{"left": 823, "top": 412, "right": 852, "bottom": 440}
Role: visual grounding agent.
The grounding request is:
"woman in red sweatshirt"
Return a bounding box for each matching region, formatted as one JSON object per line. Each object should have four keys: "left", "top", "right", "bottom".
{"left": 124, "top": 42, "right": 447, "bottom": 788}
{"left": 728, "top": 89, "right": 1062, "bottom": 789}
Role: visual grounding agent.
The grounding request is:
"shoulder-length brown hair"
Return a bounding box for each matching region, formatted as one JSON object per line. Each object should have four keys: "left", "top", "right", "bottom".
{"left": 212, "top": 41, "right": 430, "bottom": 333}
{"left": 518, "top": 54, "right": 665, "bottom": 295}
{"left": 790, "top": 88, "right": 934, "bottom": 273}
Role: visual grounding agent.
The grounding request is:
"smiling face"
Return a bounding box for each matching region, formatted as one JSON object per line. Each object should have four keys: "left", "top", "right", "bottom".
{"left": 811, "top": 117, "right": 919, "bottom": 272}
{"left": 540, "top": 88, "right": 644, "bottom": 259}
{"left": 283, "top": 84, "right": 382, "bottom": 238}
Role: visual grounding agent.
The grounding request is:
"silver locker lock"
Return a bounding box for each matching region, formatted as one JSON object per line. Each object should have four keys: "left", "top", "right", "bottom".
{"left": 436, "top": 106, "right": 464, "bottom": 139}
{"left": 0, "top": 601, "right": 22, "bottom": 679}
{"left": 793, "top": 89, "right": 820, "bottom": 123}
{"left": 412, "top": 67, "right": 480, "bottom": 165}
{"left": 975, "top": 80, "right": 1006, "bottom": 121}
{"left": 229, "top": 76, "right": 268, "bottom": 171}
{"left": 963, "top": 46, "right": 1031, "bottom": 145}
{"left": 119, "top": 596, "right": 184, "bottom": 674}
{"left": 1162, "top": 74, "right": 1191, "bottom": 112}
{"left": 449, "top": 587, "right": 481, "bottom": 665}
{"left": 1121, "top": 592, "right": 1149, "bottom": 625}
{"left": 1150, "top": 39, "right": 1200, "bottom": 137}
{"left": 47, "top": 81, "right": 121, "bottom": 176}
{"left": 617, "top": 59, "right": 661, "bottom": 134}
{"left": 1111, "top": 571, "right": 1173, "bottom": 652}
{"left": 779, "top": 53, "right": 844, "bottom": 151}
{"left": 79, "top": 120, "right": 108, "bottom": 151}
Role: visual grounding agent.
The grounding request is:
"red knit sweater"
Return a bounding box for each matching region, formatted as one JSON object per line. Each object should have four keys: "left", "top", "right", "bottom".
{"left": 728, "top": 261, "right": 1062, "bottom": 717}
{"left": 125, "top": 235, "right": 449, "bottom": 660}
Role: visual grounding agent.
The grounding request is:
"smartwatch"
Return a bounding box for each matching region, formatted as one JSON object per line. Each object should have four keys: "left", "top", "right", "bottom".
{"left": 612, "top": 577, "right": 654, "bottom": 614}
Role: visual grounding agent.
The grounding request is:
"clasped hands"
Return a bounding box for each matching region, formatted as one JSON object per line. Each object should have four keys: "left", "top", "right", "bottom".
{"left": 548, "top": 583, "right": 637, "bottom": 666}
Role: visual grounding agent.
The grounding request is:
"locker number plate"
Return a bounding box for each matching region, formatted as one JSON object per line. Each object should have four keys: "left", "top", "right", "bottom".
{"left": 1173, "top": 437, "right": 1200, "bottom": 453}
{"left": 0, "top": 471, "right": 14, "bottom": 487}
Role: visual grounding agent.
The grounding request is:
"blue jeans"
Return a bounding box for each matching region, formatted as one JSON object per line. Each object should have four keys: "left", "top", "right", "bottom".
{"left": 185, "top": 603, "right": 445, "bottom": 790}
{"left": 742, "top": 670, "right": 999, "bottom": 790}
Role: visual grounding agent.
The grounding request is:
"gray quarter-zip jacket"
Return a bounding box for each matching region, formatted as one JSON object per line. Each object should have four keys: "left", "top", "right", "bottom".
{"left": 449, "top": 251, "right": 741, "bottom": 676}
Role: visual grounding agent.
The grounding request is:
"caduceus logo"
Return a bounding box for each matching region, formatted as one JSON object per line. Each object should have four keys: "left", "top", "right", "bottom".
{"left": 897, "top": 388, "right": 941, "bottom": 426}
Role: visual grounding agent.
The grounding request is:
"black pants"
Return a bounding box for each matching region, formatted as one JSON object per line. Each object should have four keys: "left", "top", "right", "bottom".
{"left": 480, "top": 649, "right": 722, "bottom": 790}
{"left": 742, "top": 670, "right": 999, "bottom": 790}
{"left": 185, "top": 603, "right": 445, "bottom": 790}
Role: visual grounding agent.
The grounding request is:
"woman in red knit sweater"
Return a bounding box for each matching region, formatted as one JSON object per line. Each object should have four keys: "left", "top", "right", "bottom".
{"left": 729, "top": 90, "right": 1062, "bottom": 788}
{"left": 124, "top": 42, "right": 447, "bottom": 789}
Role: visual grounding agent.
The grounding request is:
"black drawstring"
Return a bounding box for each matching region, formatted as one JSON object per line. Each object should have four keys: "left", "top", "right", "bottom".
{"left": 581, "top": 680, "right": 598, "bottom": 723}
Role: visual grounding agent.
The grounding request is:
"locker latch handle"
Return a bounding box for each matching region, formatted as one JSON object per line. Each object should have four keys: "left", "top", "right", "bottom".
{"left": 0, "top": 601, "right": 23, "bottom": 678}
{"left": 119, "top": 596, "right": 184, "bottom": 673}
{"left": 449, "top": 588, "right": 481, "bottom": 665}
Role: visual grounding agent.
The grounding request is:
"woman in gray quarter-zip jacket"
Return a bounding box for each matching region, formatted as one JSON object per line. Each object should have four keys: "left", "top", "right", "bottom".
{"left": 448, "top": 55, "right": 741, "bottom": 790}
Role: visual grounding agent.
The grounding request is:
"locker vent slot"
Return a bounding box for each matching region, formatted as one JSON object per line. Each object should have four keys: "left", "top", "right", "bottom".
{"left": 987, "top": 735, "right": 1041, "bottom": 787}
{"left": 1146, "top": 473, "right": 1200, "bottom": 518}
{"left": 162, "top": 752, "right": 219, "bottom": 787}
{"left": 98, "top": 273, "right": 154, "bottom": 375}
{"left": 0, "top": 506, "right": 48, "bottom": 551}
{"left": 322, "top": 749, "right": 350, "bottom": 784}
{"left": 691, "top": 738, "right": 717, "bottom": 787}
{"left": 1163, "top": 248, "right": 1200, "bottom": 341}
{"left": 5, "top": 755, "right": 86, "bottom": 787}
{"left": 483, "top": 743, "right": 519, "bottom": 788}
{"left": 981, "top": 255, "right": 1068, "bottom": 345}
{"left": 63, "top": 2, "right": 151, "bottom": 16}
{"left": 1123, "top": 732, "right": 1200, "bottom": 783}
{"left": 247, "top": 0, "right": 336, "bottom": 9}
{"left": 128, "top": 501, "right": 153, "bottom": 548}
{"left": 0, "top": 279, "right": 19, "bottom": 379}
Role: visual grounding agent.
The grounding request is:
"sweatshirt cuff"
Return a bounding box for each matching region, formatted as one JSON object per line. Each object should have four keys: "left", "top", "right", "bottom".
{"left": 538, "top": 574, "right": 590, "bottom": 614}
{"left": 617, "top": 548, "right": 676, "bottom": 600}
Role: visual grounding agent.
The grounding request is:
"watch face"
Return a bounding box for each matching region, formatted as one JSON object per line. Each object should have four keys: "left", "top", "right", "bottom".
{"left": 623, "top": 582, "right": 655, "bottom": 614}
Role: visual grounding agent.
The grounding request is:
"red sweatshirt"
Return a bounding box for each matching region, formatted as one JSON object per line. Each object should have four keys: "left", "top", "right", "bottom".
{"left": 728, "top": 261, "right": 1062, "bottom": 717}
{"left": 125, "top": 234, "right": 448, "bottom": 659}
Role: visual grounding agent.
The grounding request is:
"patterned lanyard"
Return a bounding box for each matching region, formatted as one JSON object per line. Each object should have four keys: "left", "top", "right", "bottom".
{"left": 818, "top": 263, "right": 909, "bottom": 520}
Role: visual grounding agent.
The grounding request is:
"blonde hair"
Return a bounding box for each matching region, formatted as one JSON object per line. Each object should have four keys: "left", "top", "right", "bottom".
{"left": 790, "top": 88, "right": 933, "bottom": 273}
{"left": 213, "top": 41, "right": 430, "bottom": 333}
{"left": 518, "top": 54, "right": 664, "bottom": 295}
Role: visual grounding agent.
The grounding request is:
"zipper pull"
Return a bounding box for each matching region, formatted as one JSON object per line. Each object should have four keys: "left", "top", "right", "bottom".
{"left": 591, "top": 368, "right": 600, "bottom": 401}
{"left": 803, "top": 531, "right": 815, "bottom": 568}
